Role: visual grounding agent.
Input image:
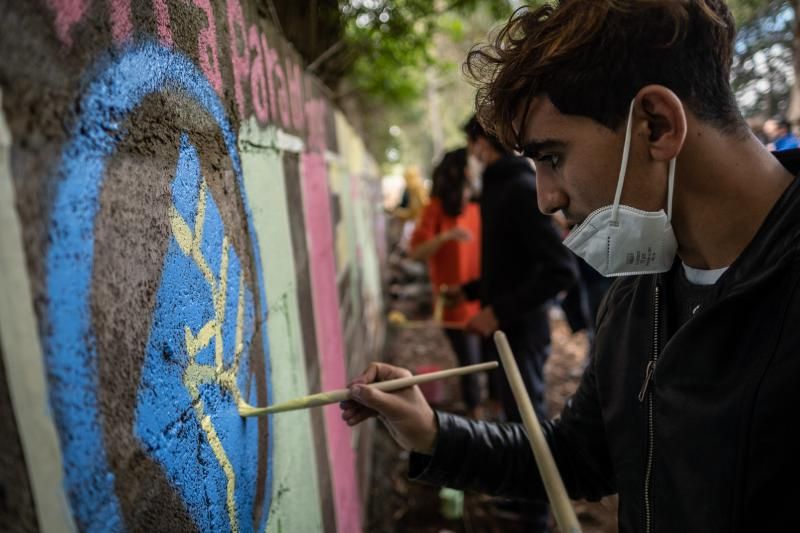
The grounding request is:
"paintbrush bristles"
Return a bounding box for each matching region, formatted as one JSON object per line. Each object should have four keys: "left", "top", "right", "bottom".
{"left": 238, "top": 361, "right": 499, "bottom": 417}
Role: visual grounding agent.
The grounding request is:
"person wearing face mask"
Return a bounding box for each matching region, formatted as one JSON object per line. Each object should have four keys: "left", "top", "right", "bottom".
{"left": 341, "top": 1, "right": 800, "bottom": 531}
{"left": 458, "top": 115, "right": 580, "bottom": 528}
{"left": 454, "top": 115, "right": 578, "bottom": 428}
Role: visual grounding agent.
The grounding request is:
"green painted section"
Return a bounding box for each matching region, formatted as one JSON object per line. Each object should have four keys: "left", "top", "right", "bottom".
{"left": 335, "top": 113, "right": 385, "bottom": 352}
{"left": 238, "top": 119, "right": 323, "bottom": 533}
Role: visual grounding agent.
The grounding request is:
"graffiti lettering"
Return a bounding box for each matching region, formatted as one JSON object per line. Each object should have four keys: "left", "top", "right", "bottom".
{"left": 272, "top": 59, "right": 291, "bottom": 128}
{"left": 305, "top": 97, "right": 327, "bottom": 154}
{"left": 226, "top": 0, "right": 249, "bottom": 120}
{"left": 152, "top": 0, "right": 173, "bottom": 45}
{"left": 248, "top": 25, "right": 269, "bottom": 123}
{"left": 194, "top": 0, "right": 223, "bottom": 96}
{"left": 46, "top": 0, "right": 90, "bottom": 46}
{"left": 46, "top": 0, "right": 322, "bottom": 141}
{"left": 286, "top": 58, "right": 305, "bottom": 131}
{"left": 108, "top": 0, "right": 133, "bottom": 43}
{"left": 261, "top": 34, "right": 279, "bottom": 125}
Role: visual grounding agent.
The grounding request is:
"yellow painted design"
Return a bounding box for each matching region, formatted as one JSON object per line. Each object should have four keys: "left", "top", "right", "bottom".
{"left": 169, "top": 177, "right": 252, "bottom": 533}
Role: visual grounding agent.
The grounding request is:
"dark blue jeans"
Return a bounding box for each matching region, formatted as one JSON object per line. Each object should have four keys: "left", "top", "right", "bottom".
{"left": 443, "top": 329, "right": 482, "bottom": 410}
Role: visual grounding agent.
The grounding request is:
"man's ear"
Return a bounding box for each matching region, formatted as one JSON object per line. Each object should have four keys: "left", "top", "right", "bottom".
{"left": 635, "top": 85, "right": 687, "bottom": 162}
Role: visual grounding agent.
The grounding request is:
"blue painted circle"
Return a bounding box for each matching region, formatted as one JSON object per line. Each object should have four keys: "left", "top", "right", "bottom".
{"left": 45, "top": 41, "right": 273, "bottom": 532}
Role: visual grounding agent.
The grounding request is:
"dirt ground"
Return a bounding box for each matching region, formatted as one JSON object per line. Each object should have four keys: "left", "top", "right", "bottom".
{"left": 365, "top": 261, "right": 618, "bottom": 532}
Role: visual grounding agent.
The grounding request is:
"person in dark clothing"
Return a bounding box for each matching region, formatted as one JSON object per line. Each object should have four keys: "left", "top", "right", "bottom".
{"left": 456, "top": 115, "right": 578, "bottom": 427}
{"left": 444, "top": 116, "right": 578, "bottom": 529}
{"left": 560, "top": 251, "right": 613, "bottom": 347}
{"left": 341, "top": 1, "right": 800, "bottom": 531}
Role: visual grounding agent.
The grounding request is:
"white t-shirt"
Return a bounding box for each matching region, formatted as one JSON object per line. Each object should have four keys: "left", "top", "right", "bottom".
{"left": 682, "top": 263, "right": 729, "bottom": 286}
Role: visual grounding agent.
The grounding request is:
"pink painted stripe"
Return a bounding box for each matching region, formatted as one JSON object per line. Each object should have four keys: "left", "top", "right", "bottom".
{"left": 108, "top": 0, "right": 133, "bottom": 44}
{"left": 152, "top": 0, "right": 173, "bottom": 46}
{"left": 301, "top": 153, "right": 362, "bottom": 533}
{"left": 47, "top": 0, "right": 90, "bottom": 46}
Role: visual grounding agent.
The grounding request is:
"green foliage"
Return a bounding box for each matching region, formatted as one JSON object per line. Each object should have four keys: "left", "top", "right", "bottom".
{"left": 336, "top": 0, "right": 524, "bottom": 168}
{"left": 729, "top": 0, "right": 779, "bottom": 26}
{"left": 339, "top": 0, "right": 798, "bottom": 165}
{"left": 340, "top": 0, "right": 513, "bottom": 107}
{"left": 730, "top": 0, "right": 795, "bottom": 118}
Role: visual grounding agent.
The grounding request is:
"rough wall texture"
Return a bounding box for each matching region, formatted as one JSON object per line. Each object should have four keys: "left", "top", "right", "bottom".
{"left": 0, "top": 2, "right": 386, "bottom": 532}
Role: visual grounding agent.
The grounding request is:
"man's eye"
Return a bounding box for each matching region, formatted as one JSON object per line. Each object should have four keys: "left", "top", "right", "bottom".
{"left": 536, "top": 154, "right": 560, "bottom": 169}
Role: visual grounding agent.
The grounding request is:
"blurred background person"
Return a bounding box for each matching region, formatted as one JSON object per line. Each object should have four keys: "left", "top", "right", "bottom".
{"left": 449, "top": 116, "right": 577, "bottom": 530}
{"left": 387, "top": 165, "right": 431, "bottom": 302}
{"left": 392, "top": 165, "right": 429, "bottom": 248}
{"left": 762, "top": 116, "right": 800, "bottom": 151}
{"left": 409, "top": 148, "right": 483, "bottom": 418}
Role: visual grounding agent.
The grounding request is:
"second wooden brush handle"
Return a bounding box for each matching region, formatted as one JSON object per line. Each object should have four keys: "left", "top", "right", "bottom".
{"left": 493, "top": 330, "right": 581, "bottom": 533}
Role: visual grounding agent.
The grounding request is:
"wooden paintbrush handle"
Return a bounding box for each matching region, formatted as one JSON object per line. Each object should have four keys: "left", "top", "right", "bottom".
{"left": 493, "top": 330, "right": 582, "bottom": 533}
{"left": 370, "top": 361, "right": 497, "bottom": 393}
{"left": 239, "top": 361, "right": 499, "bottom": 416}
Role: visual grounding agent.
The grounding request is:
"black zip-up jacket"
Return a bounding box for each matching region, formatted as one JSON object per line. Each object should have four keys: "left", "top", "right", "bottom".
{"left": 463, "top": 155, "right": 577, "bottom": 331}
{"left": 410, "top": 150, "right": 800, "bottom": 532}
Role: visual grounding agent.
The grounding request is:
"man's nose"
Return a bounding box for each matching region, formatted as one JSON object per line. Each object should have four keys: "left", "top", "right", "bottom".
{"left": 535, "top": 174, "right": 566, "bottom": 215}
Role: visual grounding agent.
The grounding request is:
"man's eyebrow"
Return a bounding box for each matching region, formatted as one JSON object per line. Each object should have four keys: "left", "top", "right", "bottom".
{"left": 520, "top": 139, "right": 566, "bottom": 158}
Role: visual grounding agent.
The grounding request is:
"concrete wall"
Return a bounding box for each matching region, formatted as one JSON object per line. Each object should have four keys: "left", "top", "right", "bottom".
{"left": 0, "top": 2, "right": 386, "bottom": 532}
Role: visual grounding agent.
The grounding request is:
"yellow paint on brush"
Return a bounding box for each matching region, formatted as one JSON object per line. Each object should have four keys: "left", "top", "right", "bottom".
{"left": 171, "top": 177, "right": 253, "bottom": 532}
{"left": 239, "top": 391, "right": 343, "bottom": 416}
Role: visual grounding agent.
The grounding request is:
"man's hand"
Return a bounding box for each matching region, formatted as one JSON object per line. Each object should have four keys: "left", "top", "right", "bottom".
{"left": 340, "top": 363, "right": 438, "bottom": 454}
{"left": 466, "top": 306, "right": 499, "bottom": 337}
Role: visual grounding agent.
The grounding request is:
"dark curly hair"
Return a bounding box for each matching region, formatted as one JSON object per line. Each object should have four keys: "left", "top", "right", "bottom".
{"left": 431, "top": 148, "right": 469, "bottom": 218}
{"left": 464, "top": 0, "right": 746, "bottom": 150}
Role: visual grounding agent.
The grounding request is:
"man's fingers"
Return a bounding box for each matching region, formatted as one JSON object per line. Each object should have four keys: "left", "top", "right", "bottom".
{"left": 340, "top": 403, "right": 375, "bottom": 422}
{"left": 349, "top": 383, "right": 413, "bottom": 419}
{"left": 355, "top": 362, "right": 412, "bottom": 386}
{"left": 345, "top": 410, "right": 375, "bottom": 427}
{"left": 339, "top": 400, "right": 359, "bottom": 410}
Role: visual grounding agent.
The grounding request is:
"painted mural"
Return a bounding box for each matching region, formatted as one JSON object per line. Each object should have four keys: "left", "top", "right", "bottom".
{"left": 0, "top": 1, "right": 385, "bottom": 532}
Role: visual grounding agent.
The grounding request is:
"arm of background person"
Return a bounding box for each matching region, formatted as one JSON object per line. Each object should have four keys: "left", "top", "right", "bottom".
{"left": 409, "top": 202, "right": 472, "bottom": 262}
{"left": 410, "top": 229, "right": 472, "bottom": 262}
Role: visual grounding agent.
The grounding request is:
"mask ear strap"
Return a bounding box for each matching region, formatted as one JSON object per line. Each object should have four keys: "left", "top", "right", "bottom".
{"left": 612, "top": 99, "right": 636, "bottom": 223}
{"left": 667, "top": 157, "right": 676, "bottom": 222}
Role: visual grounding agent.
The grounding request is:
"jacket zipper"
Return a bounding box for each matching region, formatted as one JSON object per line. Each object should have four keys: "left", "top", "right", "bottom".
{"left": 638, "top": 284, "right": 660, "bottom": 533}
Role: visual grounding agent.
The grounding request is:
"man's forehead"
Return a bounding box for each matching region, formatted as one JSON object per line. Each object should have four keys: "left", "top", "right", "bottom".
{"left": 516, "top": 96, "right": 565, "bottom": 145}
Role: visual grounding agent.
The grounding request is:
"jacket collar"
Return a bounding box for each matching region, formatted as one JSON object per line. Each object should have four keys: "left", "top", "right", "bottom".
{"left": 723, "top": 149, "right": 800, "bottom": 287}
{"left": 659, "top": 149, "right": 800, "bottom": 295}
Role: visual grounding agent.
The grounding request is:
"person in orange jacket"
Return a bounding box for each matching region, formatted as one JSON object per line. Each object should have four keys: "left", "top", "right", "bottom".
{"left": 409, "top": 148, "right": 483, "bottom": 417}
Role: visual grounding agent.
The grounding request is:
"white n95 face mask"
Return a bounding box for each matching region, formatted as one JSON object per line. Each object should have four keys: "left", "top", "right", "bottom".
{"left": 562, "top": 100, "right": 678, "bottom": 277}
